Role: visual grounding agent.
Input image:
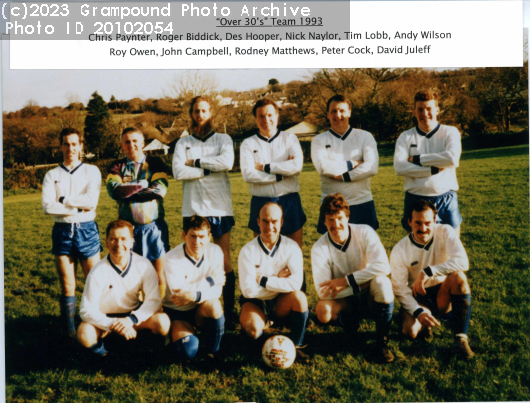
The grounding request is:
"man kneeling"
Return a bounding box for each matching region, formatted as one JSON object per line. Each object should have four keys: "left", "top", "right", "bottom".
{"left": 78, "top": 220, "right": 170, "bottom": 357}
{"left": 238, "top": 203, "right": 310, "bottom": 363}
{"left": 162, "top": 216, "right": 226, "bottom": 361}
{"left": 311, "top": 193, "right": 395, "bottom": 363}
{"left": 390, "top": 200, "right": 474, "bottom": 359}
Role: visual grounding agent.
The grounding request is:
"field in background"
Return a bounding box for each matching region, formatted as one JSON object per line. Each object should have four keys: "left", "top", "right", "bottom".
{"left": 4, "top": 145, "right": 529, "bottom": 402}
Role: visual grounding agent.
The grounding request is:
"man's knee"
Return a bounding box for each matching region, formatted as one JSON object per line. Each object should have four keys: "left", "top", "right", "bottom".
{"left": 315, "top": 301, "right": 333, "bottom": 324}
{"left": 173, "top": 335, "right": 199, "bottom": 359}
{"left": 149, "top": 313, "right": 171, "bottom": 336}
{"left": 77, "top": 322, "right": 98, "bottom": 348}
{"left": 448, "top": 271, "right": 470, "bottom": 294}
{"left": 199, "top": 299, "right": 224, "bottom": 319}
{"left": 370, "top": 276, "right": 394, "bottom": 304}
{"left": 291, "top": 291, "right": 308, "bottom": 312}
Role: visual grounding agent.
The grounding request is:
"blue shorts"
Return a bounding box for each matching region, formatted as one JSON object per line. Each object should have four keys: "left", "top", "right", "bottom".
{"left": 239, "top": 295, "right": 280, "bottom": 317}
{"left": 413, "top": 284, "right": 453, "bottom": 321}
{"left": 163, "top": 306, "right": 198, "bottom": 324}
{"left": 183, "top": 216, "right": 235, "bottom": 238}
{"left": 248, "top": 193, "right": 307, "bottom": 235}
{"left": 52, "top": 221, "right": 102, "bottom": 260}
{"left": 401, "top": 191, "right": 462, "bottom": 231}
{"left": 317, "top": 200, "right": 379, "bottom": 234}
{"left": 133, "top": 219, "right": 170, "bottom": 262}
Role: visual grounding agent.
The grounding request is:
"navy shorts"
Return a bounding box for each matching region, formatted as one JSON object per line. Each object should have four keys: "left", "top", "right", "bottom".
{"left": 413, "top": 284, "right": 453, "bottom": 321}
{"left": 317, "top": 200, "right": 379, "bottom": 234}
{"left": 133, "top": 219, "right": 170, "bottom": 262}
{"left": 183, "top": 216, "right": 235, "bottom": 238}
{"left": 239, "top": 295, "right": 280, "bottom": 317}
{"left": 401, "top": 191, "right": 462, "bottom": 231}
{"left": 248, "top": 193, "right": 307, "bottom": 235}
{"left": 52, "top": 221, "right": 102, "bottom": 260}
{"left": 163, "top": 306, "right": 198, "bottom": 324}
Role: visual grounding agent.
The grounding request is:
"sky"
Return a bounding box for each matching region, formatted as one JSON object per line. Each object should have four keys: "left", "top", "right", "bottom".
{"left": 2, "top": 0, "right": 529, "bottom": 113}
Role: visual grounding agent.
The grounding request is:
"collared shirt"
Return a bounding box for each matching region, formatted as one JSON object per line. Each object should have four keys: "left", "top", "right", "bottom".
{"left": 311, "top": 224, "right": 390, "bottom": 300}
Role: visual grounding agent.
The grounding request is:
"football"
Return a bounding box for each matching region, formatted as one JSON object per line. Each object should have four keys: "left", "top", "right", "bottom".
{"left": 262, "top": 335, "right": 296, "bottom": 369}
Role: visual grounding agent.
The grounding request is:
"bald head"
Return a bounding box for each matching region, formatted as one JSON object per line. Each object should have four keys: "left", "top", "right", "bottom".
{"left": 258, "top": 203, "right": 283, "bottom": 245}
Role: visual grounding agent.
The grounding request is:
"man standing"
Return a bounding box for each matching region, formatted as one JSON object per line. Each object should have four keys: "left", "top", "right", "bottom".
{"left": 173, "top": 96, "right": 237, "bottom": 328}
{"left": 77, "top": 220, "right": 170, "bottom": 357}
{"left": 238, "top": 203, "right": 309, "bottom": 362}
{"left": 394, "top": 89, "right": 462, "bottom": 234}
{"left": 311, "top": 95, "right": 379, "bottom": 233}
{"left": 107, "top": 128, "right": 170, "bottom": 296}
{"left": 42, "top": 128, "right": 102, "bottom": 338}
{"left": 162, "top": 216, "right": 226, "bottom": 362}
{"left": 311, "top": 193, "right": 394, "bottom": 363}
{"left": 390, "top": 200, "right": 474, "bottom": 359}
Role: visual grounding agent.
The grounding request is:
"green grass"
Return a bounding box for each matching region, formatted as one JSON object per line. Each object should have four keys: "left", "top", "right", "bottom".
{"left": 4, "top": 144, "right": 530, "bottom": 402}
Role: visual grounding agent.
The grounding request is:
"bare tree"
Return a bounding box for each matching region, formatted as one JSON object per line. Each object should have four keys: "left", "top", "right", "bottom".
{"left": 166, "top": 71, "right": 219, "bottom": 99}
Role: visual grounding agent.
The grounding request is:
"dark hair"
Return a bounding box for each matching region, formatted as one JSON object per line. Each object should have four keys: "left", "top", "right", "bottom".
{"left": 320, "top": 193, "right": 350, "bottom": 219}
{"left": 183, "top": 215, "right": 211, "bottom": 234}
{"left": 121, "top": 127, "right": 144, "bottom": 139}
{"left": 59, "top": 128, "right": 84, "bottom": 145}
{"left": 106, "top": 219, "right": 134, "bottom": 239}
{"left": 408, "top": 200, "right": 438, "bottom": 221}
{"left": 258, "top": 202, "right": 283, "bottom": 218}
{"left": 414, "top": 89, "right": 439, "bottom": 107}
{"left": 252, "top": 99, "right": 279, "bottom": 117}
{"left": 326, "top": 95, "right": 352, "bottom": 113}
{"left": 189, "top": 96, "right": 215, "bottom": 134}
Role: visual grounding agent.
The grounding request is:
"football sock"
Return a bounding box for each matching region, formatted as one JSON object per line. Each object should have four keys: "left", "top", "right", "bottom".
{"left": 290, "top": 309, "right": 309, "bottom": 346}
{"left": 174, "top": 335, "right": 199, "bottom": 360}
{"left": 338, "top": 311, "right": 360, "bottom": 335}
{"left": 451, "top": 293, "right": 472, "bottom": 335}
{"left": 301, "top": 271, "right": 307, "bottom": 294}
{"left": 223, "top": 271, "right": 236, "bottom": 317}
{"left": 373, "top": 301, "right": 394, "bottom": 343}
{"left": 59, "top": 296, "right": 77, "bottom": 337}
{"left": 202, "top": 315, "right": 225, "bottom": 354}
{"left": 88, "top": 340, "right": 108, "bottom": 357}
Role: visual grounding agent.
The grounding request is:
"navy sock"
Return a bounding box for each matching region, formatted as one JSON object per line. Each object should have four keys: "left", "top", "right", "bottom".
{"left": 88, "top": 340, "right": 108, "bottom": 357}
{"left": 223, "top": 271, "right": 236, "bottom": 316}
{"left": 338, "top": 311, "right": 360, "bottom": 334}
{"left": 59, "top": 296, "right": 77, "bottom": 337}
{"left": 301, "top": 271, "right": 307, "bottom": 294}
{"left": 202, "top": 315, "right": 225, "bottom": 354}
{"left": 451, "top": 294, "right": 472, "bottom": 335}
{"left": 174, "top": 335, "right": 199, "bottom": 360}
{"left": 372, "top": 301, "right": 394, "bottom": 343}
{"left": 290, "top": 310, "right": 309, "bottom": 346}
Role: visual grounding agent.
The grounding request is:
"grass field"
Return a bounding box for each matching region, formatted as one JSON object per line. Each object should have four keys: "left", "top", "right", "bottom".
{"left": 4, "top": 144, "right": 530, "bottom": 402}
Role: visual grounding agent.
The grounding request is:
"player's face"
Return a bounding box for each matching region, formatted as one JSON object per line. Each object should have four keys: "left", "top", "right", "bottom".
{"left": 413, "top": 99, "right": 440, "bottom": 132}
{"left": 192, "top": 100, "right": 212, "bottom": 128}
{"left": 106, "top": 227, "right": 134, "bottom": 259}
{"left": 61, "top": 134, "right": 82, "bottom": 164}
{"left": 184, "top": 227, "right": 210, "bottom": 258}
{"left": 409, "top": 209, "right": 436, "bottom": 244}
{"left": 324, "top": 210, "right": 349, "bottom": 244}
{"left": 258, "top": 204, "right": 283, "bottom": 245}
{"left": 327, "top": 101, "right": 351, "bottom": 133}
{"left": 255, "top": 105, "right": 279, "bottom": 136}
{"left": 121, "top": 131, "right": 145, "bottom": 162}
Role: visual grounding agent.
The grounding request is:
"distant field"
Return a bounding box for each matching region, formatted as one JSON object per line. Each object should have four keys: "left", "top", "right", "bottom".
{"left": 4, "top": 145, "right": 529, "bottom": 402}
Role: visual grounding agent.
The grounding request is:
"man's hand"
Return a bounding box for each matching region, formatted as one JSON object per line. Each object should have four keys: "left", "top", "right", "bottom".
{"left": 255, "top": 163, "right": 264, "bottom": 171}
{"left": 185, "top": 159, "right": 195, "bottom": 167}
{"left": 170, "top": 289, "right": 195, "bottom": 306}
{"left": 110, "top": 318, "right": 137, "bottom": 340}
{"left": 351, "top": 160, "right": 363, "bottom": 169}
{"left": 412, "top": 271, "right": 428, "bottom": 296}
{"left": 278, "top": 267, "right": 291, "bottom": 278}
{"left": 418, "top": 310, "right": 441, "bottom": 328}
{"left": 331, "top": 175, "right": 343, "bottom": 181}
{"left": 319, "top": 277, "right": 349, "bottom": 299}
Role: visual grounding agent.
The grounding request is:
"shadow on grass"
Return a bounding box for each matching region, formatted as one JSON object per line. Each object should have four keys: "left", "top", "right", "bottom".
{"left": 460, "top": 145, "right": 528, "bottom": 161}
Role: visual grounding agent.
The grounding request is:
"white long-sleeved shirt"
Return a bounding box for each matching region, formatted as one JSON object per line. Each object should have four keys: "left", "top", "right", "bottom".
{"left": 80, "top": 252, "right": 161, "bottom": 331}
{"left": 240, "top": 131, "right": 303, "bottom": 197}
{"left": 42, "top": 162, "right": 102, "bottom": 223}
{"left": 162, "top": 242, "right": 226, "bottom": 311}
{"left": 394, "top": 124, "right": 461, "bottom": 196}
{"left": 390, "top": 224, "right": 469, "bottom": 316}
{"left": 311, "top": 224, "right": 391, "bottom": 300}
{"left": 172, "top": 132, "right": 234, "bottom": 217}
{"left": 238, "top": 235, "right": 303, "bottom": 300}
{"left": 311, "top": 127, "right": 378, "bottom": 205}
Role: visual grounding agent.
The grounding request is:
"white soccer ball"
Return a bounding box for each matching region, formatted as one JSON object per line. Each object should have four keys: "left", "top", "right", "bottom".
{"left": 262, "top": 335, "right": 296, "bottom": 369}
